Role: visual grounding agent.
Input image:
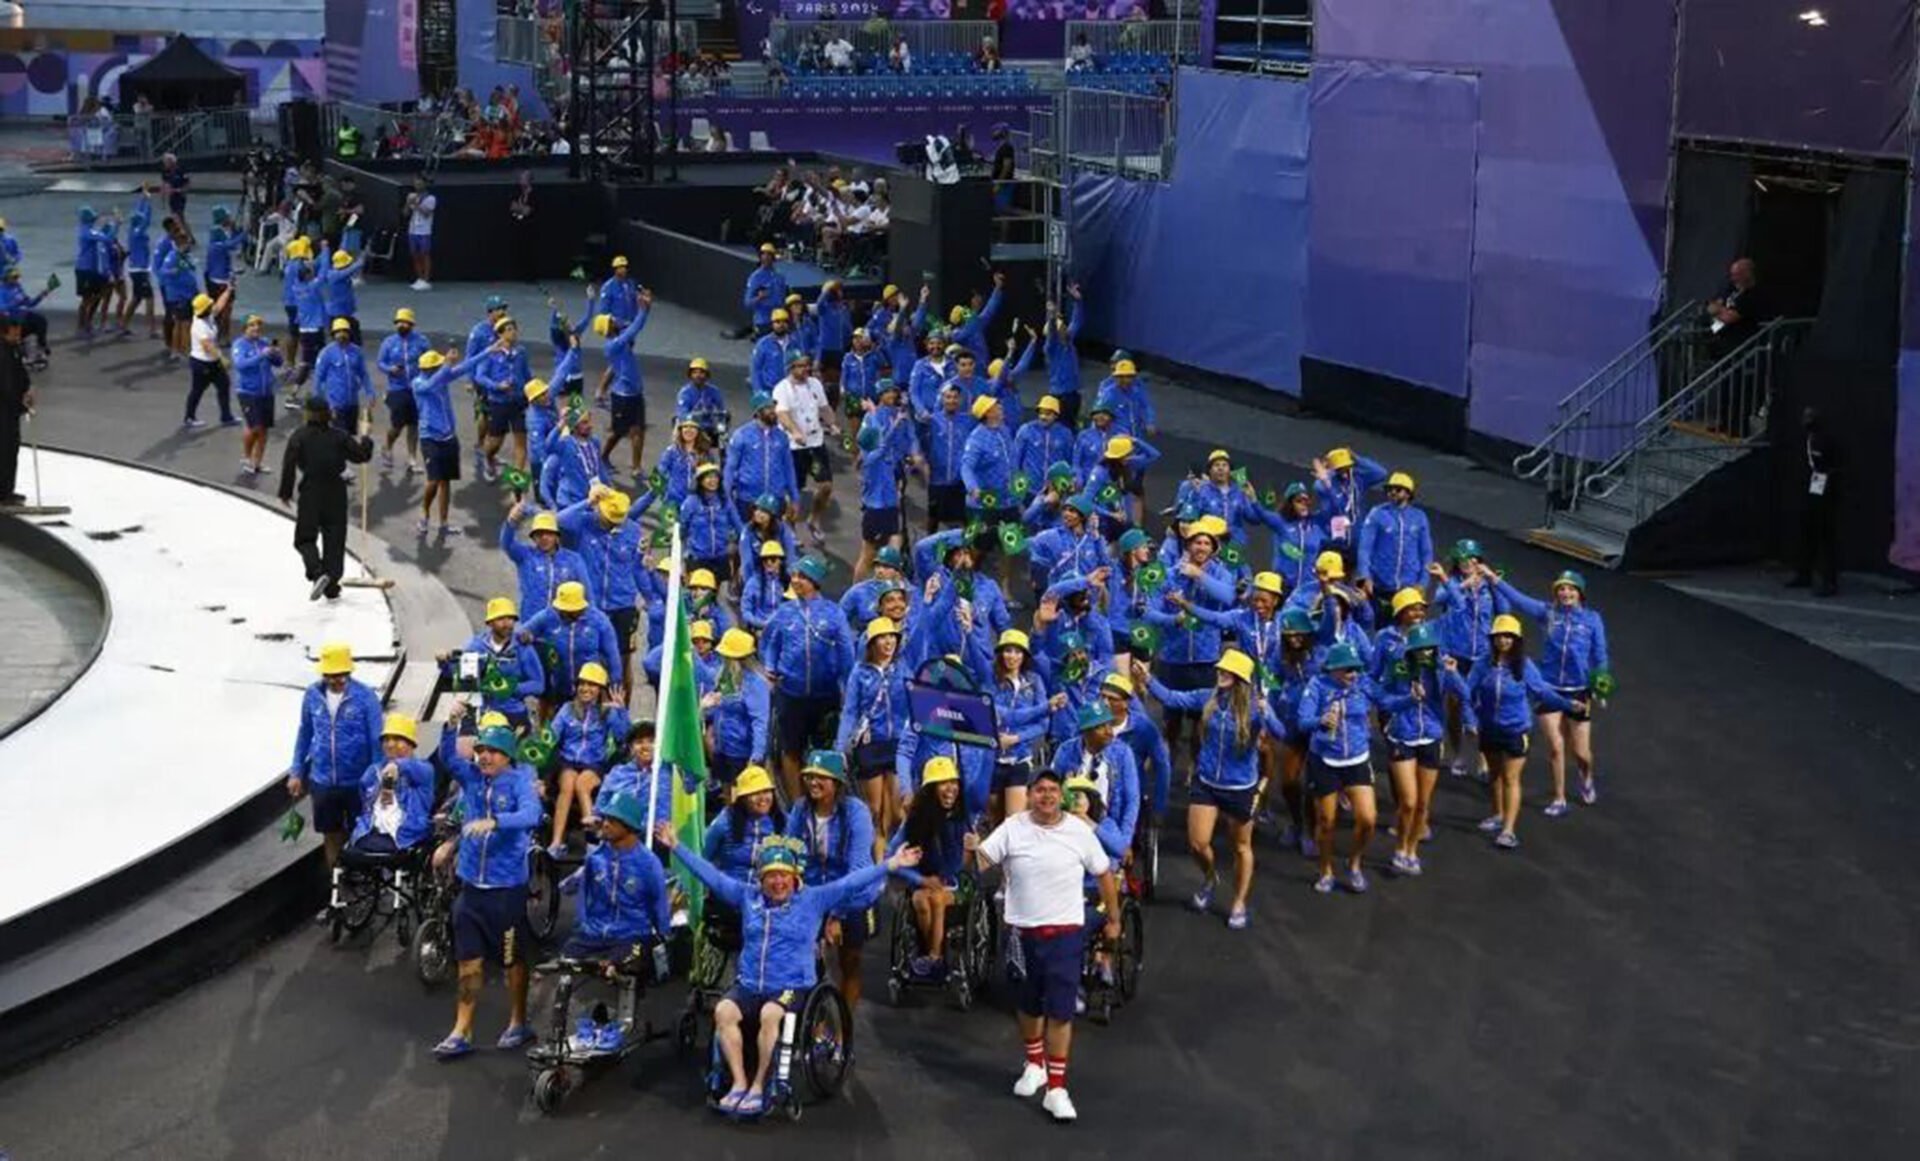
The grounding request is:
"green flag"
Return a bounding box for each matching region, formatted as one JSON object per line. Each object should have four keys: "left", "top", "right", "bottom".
{"left": 997, "top": 521, "right": 1028, "bottom": 556}
{"left": 1129, "top": 623, "right": 1161, "bottom": 654}
{"left": 655, "top": 523, "right": 711, "bottom": 925}
{"left": 1010, "top": 471, "right": 1034, "bottom": 499}
{"left": 499, "top": 465, "right": 531, "bottom": 494}
{"left": 1137, "top": 560, "right": 1169, "bottom": 592}
{"left": 1220, "top": 542, "right": 1245, "bottom": 568}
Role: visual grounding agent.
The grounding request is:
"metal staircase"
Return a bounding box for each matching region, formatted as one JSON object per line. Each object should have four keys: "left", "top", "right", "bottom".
{"left": 1515, "top": 309, "right": 1812, "bottom": 565}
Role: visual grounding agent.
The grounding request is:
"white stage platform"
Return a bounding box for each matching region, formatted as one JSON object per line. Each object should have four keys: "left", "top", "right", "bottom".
{"left": 0, "top": 451, "right": 400, "bottom": 927}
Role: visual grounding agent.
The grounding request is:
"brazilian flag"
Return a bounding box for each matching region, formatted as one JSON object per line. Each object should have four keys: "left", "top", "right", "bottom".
{"left": 650, "top": 524, "right": 676, "bottom": 548}
{"left": 645, "top": 467, "right": 667, "bottom": 497}
{"left": 998, "top": 522, "right": 1028, "bottom": 556}
{"left": 1063, "top": 652, "right": 1088, "bottom": 683}
{"left": 1137, "top": 560, "right": 1169, "bottom": 592}
{"left": 1220, "top": 542, "right": 1245, "bottom": 568}
{"left": 963, "top": 516, "right": 986, "bottom": 544}
{"left": 1095, "top": 482, "right": 1121, "bottom": 509}
{"left": 1129, "top": 623, "right": 1161, "bottom": 654}
{"left": 1231, "top": 467, "right": 1250, "bottom": 488}
{"left": 478, "top": 664, "right": 513, "bottom": 699}
{"left": 278, "top": 808, "right": 306, "bottom": 842}
{"left": 1010, "top": 472, "right": 1034, "bottom": 500}
{"left": 541, "top": 642, "right": 562, "bottom": 675}
{"left": 979, "top": 490, "right": 999, "bottom": 510}
{"left": 1592, "top": 670, "right": 1617, "bottom": 698}
{"left": 518, "top": 737, "right": 553, "bottom": 768}
{"left": 1280, "top": 541, "right": 1304, "bottom": 561}
{"left": 499, "top": 464, "right": 532, "bottom": 495}
{"left": 953, "top": 570, "right": 976, "bottom": 601}
{"left": 1263, "top": 487, "right": 1279, "bottom": 509}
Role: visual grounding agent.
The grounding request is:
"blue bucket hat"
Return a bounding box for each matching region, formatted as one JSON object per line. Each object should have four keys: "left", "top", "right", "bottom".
{"left": 1554, "top": 569, "right": 1587, "bottom": 594}
{"left": 484, "top": 293, "right": 509, "bottom": 312}
{"left": 802, "top": 749, "right": 849, "bottom": 785}
{"left": 1323, "top": 643, "right": 1364, "bottom": 672}
{"left": 1116, "top": 528, "right": 1150, "bottom": 554}
{"left": 598, "top": 791, "right": 649, "bottom": 833}
{"left": 474, "top": 725, "right": 520, "bottom": 759}
{"left": 1076, "top": 700, "right": 1115, "bottom": 732}
{"left": 753, "top": 493, "right": 782, "bottom": 516}
{"left": 1066, "top": 494, "right": 1096, "bottom": 517}
{"left": 78, "top": 205, "right": 96, "bottom": 222}
{"left": 794, "top": 555, "right": 828, "bottom": 586}
{"left": 750, "top": 391, "right": 775, "bottom": 411}
{"left": 874, "top": 545, "right": 904, "bottom": 570}
{"left": 1280, "top": 608, "right": 1315, "bottom": 635}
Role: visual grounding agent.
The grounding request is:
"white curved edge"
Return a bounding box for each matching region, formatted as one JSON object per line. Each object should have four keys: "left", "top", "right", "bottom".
{"left": 0, "top": 450, "right": 400, "bottom": 927}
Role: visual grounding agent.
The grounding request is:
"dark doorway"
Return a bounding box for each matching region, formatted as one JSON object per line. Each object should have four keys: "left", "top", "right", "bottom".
{"left": 1743, "top": 171, "right": 1833, "bottom": 321}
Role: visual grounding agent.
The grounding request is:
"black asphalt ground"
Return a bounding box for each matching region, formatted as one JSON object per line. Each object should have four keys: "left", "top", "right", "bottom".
{"left": 2, "top": 325, "right": 1918, "bottom": 1160}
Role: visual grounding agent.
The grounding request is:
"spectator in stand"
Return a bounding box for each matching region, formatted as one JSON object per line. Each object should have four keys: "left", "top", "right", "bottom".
{"left": 891, "top": 35, "right": 913, "bottom": 73}
{"left": 704, "top": 124, "right": 730, "bottom": 153}
{"left": 1067, "top": 32, "right": 1094, "bottom": 72}
{"left": 978, "top": 37, "right": 1003, "bottom": 74}
{"left": 405, "top": 176, "right": 436, "bottom": 291}
{"left": 824, "top": 33, "right": 857, "bottom": 74}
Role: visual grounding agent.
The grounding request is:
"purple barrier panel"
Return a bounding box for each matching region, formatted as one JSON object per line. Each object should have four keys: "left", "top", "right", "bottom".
{"left": 1314, "top": 0, "right": 1670, "bottom": 448}
{"left": 1306, "top": 61, "right": 1478, "bottom": 397}
{"left": 1677, "top": 0, "right": 1915, "bottom": 157}
{"left": 455, "top": 0, "right": 548, "bottom": 120}
{"left": 1895, "top": 351, "right": 1920, "bottom": 569}
{"left": 1068, "top": 69, "right": 1308, "bottom": 394}
{"left": 325, "top": 0, "right": 421, "bottom": 105}
{"left": 675, "top": 94, "right": 1051, "bottom": 164}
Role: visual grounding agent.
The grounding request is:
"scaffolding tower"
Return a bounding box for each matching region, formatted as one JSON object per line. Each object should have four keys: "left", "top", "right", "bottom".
{"left": 567, "top": 0, "right": 683, "bottom": 183}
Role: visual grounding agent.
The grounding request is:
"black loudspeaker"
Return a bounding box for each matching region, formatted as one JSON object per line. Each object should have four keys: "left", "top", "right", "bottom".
{"left": 888, "top": 175, "right": 996, "bottom": 309}
{"left": 279, "top": 99, "right": 323, "bottom": 162}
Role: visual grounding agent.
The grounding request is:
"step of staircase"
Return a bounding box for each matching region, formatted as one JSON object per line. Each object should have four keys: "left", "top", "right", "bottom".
{"left": 1524, "top": 520, "right": 1622, "bottom": 567}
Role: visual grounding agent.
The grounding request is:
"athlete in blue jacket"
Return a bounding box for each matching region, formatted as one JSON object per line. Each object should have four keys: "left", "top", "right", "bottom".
{"left": 1014, "top": 396, "right": 1076, "bottom": 489}
{"left": 663, "top": 831, "right": 918, "bottom": 1117}
{"left": 1356, "top": 472, "right": 1434, "bottom": 608}
{"left": 1294, "top": 642, "right": 1381, "bottom": 895}
{"left": 724, "top": 396, "right": 799, "bottom": 518}
{"left": 1492, "top": 570, "right": 1611, "bottom": 813}
{"left": 287, "top": 644, "right": 384, "bottom": 868}
{"left": 1467, "top": 617, "right": 1581, "bottom": 850}
{"left": 558, "top": 791, "right": 671, "bottom": 960}
{"left": 1049, "top": 700, "right": 1141, "bottom": 863}
{"left": 1374, "top": 622, "right": 1468, "bottom": 876}
{"left": 949, "top": 273, "right": 1004, "bottom": 364}
{"left": 784, "top": 751, "right": 878, "bottom": 1004}
{"left": 1042, "top": 287, "right": 1086, "bottom": 424}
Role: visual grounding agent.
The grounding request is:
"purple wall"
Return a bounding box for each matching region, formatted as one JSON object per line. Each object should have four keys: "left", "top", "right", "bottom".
{"left": 675, "top": 94, "right": 1051, "bottom": 164}
{"left": 1315, "top": 0, "right": 1675, "bottom": 448}
{"left": 1677, "top": 0, "right": 1916, "bottom": 156}
{"left": 1306, "top": 62, "right": 1479, "bottom": 397}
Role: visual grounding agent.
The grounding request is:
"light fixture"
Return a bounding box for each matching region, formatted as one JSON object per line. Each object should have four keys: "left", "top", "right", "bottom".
{"left": 1798, "top": 9, "right": 1828, "bottom": 26}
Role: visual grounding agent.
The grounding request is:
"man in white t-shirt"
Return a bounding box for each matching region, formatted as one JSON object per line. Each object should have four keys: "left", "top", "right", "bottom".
{"left": 824, "top": 36, "right": 855, "bottom": 73}
{"left": 772, "top": 352, "right": 838, "bottom": 546}
{"left": 968, "top": 767, "right": 1119, "bottom": 1123}
{"left": 404, "top": 175, "right": 436, "bottom": 291}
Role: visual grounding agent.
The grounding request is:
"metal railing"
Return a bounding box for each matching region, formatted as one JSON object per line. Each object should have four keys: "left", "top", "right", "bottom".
{"left": 65, "top": 107, "right": 257, "bottom": 167}
{"left": 497, "top": 16, "right": 546, "bottom": 65}
{"left": 1512, "top": 302, "right": 1697, "bottom": 509}
{"left": 767, "top": 19, "right": 999, "bottom": 65}
{"left": 1586, "top": 318, "right": 1812, "bottom": 517}
{"left": 1059, "top": 86, "right": 1173, "bottom": 180}
{"left": 1063, "top": 19, "right": 1201, "bottom": 65}
{"left": 322, "top": 102, "right": 470, "bottom": 161}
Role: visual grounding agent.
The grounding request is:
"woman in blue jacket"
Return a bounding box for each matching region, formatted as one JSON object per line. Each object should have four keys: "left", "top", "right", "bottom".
{"left": 679, "top": 463, "right": 740, "bottom": 585}
{"left": 1267, "top": 608, "right": 1322, "bottom": 857}
{"left": 547, "top": 661, "right": 631, "bottom": 858}
{"left": 1296, "top": 642, "right": 1380, "bottom": 895}
{"left": 887, "top": 759, "right": 971, "bottom": 978}
{"left": 1254, "top": 483, "right": 1326, "bottom": 595}
{"left": 835, "top": 615, "right": 913, "bottom": 855}
{"left": 783, "top": 751, "right": 878, "bottom": 1007}
{"left": 705, "top": 629, "right": 772, "bottom": 791}
{"left": 1142, "top": 650, "right": 1285, "bottom": 930}
{"left": 659, "top": 828, "right": 920, "bottom": 1118}
{"left": 1467, "top": 616, "right": 1583, "bottom": 850}
{"left": 1493, "top": 568, "right": 1612, "bottom": 814}
{"left": 654, "top": 417, "right": 711, "bottom": 514}
{"left": 1428, "top": 546, "right": 1496, "bottom": 776}
{"left": 701, "top": 764, "right": 781, "bottom": 882}
{"left": 987, "top": 628, "right": 1060, "bottom": 822}
{"left": 1375, "top": 623, "right": 1468, "bottom": 877}
{"left": 738, "top": 540, "right": 790, "bottom": 633}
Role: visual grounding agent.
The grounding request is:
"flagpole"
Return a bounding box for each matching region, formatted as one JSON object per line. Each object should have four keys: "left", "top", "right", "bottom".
{"left": 646, "top": 520, "right": 685, "bottom": 842}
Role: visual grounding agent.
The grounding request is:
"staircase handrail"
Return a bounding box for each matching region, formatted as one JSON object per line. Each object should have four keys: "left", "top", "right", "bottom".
{"left": 1582, "top": 317, "right": 1813, "bottom": 501}
{"left": 1512, "top": 301, "right": 1696, "bottom": 480}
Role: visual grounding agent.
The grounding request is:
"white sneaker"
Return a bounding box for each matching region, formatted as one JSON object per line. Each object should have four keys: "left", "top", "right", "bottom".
{"left": 1012, "top": 1063, "right": 1046, "bottom": 1098}
{"left": 1041, "top": 1087, "right": 1078, "bottom": 1121}
{"left": 411, "top": 279, "right": 430, "bottom": 291}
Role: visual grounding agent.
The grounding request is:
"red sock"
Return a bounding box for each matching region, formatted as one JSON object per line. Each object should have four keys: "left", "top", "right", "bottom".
{"left": 1023, "top": 1038, "right": 1044, "bottom": 1068}
{"left": 1046, "top": 1055, "right": 1068, "bottom": 1090}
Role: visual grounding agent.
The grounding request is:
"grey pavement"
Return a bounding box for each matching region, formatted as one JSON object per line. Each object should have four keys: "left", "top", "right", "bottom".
{"left": 0, "top": 536, "right": 102, "bottom": 730}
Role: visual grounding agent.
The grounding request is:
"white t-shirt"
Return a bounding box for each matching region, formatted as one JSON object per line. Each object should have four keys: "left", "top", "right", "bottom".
{"left": 408, "top": 193, "right": 437, "bottom": 236}
{"left": 824, "top": 39, "right": 854, "bottom": 68}
{"left": 190, "top": 316, "right": 219, "bottom": 363}
{"left": 774, "top": 376, "right": 829, "bottom": 450}
{"left": 977, "top": 810, "right": 1109, "bottom": 928}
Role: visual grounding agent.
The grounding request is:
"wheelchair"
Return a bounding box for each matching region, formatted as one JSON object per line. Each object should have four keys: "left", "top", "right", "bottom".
{"left": 1129, "top": 814, "right": 1161, "bottom": 903}
{"left": 675, "top": 905, "right": 742, "bottom": 1053}
{"left": 883, "top": 870, "right": 995, "bottom": 1011}
{"left": 1080, "top": 889, "right": 1145, "bottom": 1026}
{"left": 700, "top": 981, "right": 854, "bottom": 1122}
{"left": 326, "top": 835, "right": 436, "bottom": 949}
{"left": 526, "top": 932, "right": 683, "bottom": 1115}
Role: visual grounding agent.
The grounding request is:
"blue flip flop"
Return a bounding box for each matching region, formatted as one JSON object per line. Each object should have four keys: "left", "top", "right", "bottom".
{"left": 432, "top": 1034, "right": 473, "bottom": 1061}
{"left": 717, "top": 1089, "right": 748, "bottom": 1116}
{"left": 496, "top": 1024, "right": 537, "bottom": 1050}
{"left": 736, "top": 1092, "right": 768, "bottom": 1119}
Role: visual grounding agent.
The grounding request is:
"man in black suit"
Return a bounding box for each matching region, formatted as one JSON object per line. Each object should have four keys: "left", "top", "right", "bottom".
{"left": 0, "top": 323, "right": 33, "bottom": 506}
{"left": 1786, "top": 406, "right": 1839, "bottom": 597}
{"left": 278, "top": 396, "right": 372, "bottom": 601}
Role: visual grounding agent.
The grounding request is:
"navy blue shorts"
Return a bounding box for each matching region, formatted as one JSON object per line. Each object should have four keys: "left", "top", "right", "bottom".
{"left": 992, "top": 758, "right": 1034, "bottom": 792}
{"left": 309, "top": 783, "right": 361, "bottom": 833}
{"left": 861, "top": 505, "right": 900, "bottom": 544}
{"left": 240, "top": 394, "right": 275, "bottom": 429}
{"left": 927, "top": 482, "right": 965, "bottom": 522}
{"left": 1188, "top": 780, "right": 1257, "bottom": 822}
{"left": 1014, "top": 926, "right": 1086, "bottom": 1021}
{"left": 792, "top": 446, "right": 832, "bottom": 484}
{"left": 165, "top": 298, "right": 192, "bottom": 322}
{"left": 453, "top": 883, "right": 533, "bottom": 966}
{"left": 421, "top": 437, "right": 461, "bottom": 482}
{"left": 1388, "top": 739, "right": 1443, "bottom": 767}
{"left": 205, "top": 276, "right": 230, "bottom": 299}
{"left": 129, "top": 271, "right": 152, "bottom": 301}
{"left": 610, "top": 393, "right": 645, "bottom": 438}
{"left": 1306, "top": 754, "right": 1374, "bottom": 799}
{"left": 1481, "top": 732, "right": 1529, "bottom": 760}
{"left": 724, "top": 986, "right": 801, "bottom": 1014}
{"left": 487, "top": 397, "right": 528, "bottom": 435}
{"left": 408, "top": 232, "right": 432, "bottom": 257}
{"left": 773, "top": 690, "right": 837, "bottom": 758}
{"left": 76, "top": 270, "right": 105, "bottom": 298}
{"left": 386, "top": 390, "right": 418, "bottom": 429}
{"left": 1551, "top": 687, "right": 1591, "bottom": 723}
{"left": 331, "top": 405, "right": 359, "bottom": 435}
{"left": 608, "top": 606, "right": 639, "bottom": 655}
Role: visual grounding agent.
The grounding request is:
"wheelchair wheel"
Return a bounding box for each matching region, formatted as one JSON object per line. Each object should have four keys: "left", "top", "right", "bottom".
{"left": 885, "top": 903, "right": 915, "bottom": 1005}
{"left": 963, "top": 893, "right": 995, "bottom": 996}
{"left": 412, "top": 915, "right": 454, "bottom": 987}
{"left": 674, "top": 1009, "right": 700, "bottom": 1059}
{"left": 795, "top": 986, "right": 853, "bottom": 1103}
{"left": 1117, "top": 899, "right": 1145, "bottom": 1002}
{"left": 532, "top": 1066, "right": 572, "bottom": 1115}
{"left": 524, "top": 850, "right": 560, "bottom": 943}
{"left": 1137, "top": 821, "right": 1160, "bottom": 902}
